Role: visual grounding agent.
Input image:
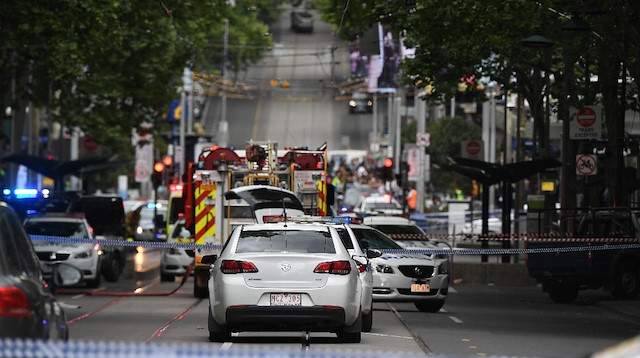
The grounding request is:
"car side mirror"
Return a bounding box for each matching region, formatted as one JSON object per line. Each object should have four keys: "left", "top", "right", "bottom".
{"left": 201, "top": 255, "right": 218, "bottom": 265}
{"left": 366, "top": 248, "right": 382, "bottom": 259}
{"left": 49, "top": 263, "right": 83, "bottom": 293}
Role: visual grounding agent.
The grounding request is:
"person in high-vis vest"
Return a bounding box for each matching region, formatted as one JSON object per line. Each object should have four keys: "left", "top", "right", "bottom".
{"left": 406, "top": 183, "right": 417, "bottom": 213}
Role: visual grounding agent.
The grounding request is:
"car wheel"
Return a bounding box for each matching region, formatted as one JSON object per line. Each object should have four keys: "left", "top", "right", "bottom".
{"left": 612, "top": 261, "right": 640, "bottom": 299}
{"left": 102, "top": 255, "right": 121, "bottom": 282}
{"left": 208, "top": 306, "right": 230, "bottom": 342}
{"left": 194, "top": 270, "right": 209, "bottom": 298}
{"left": 362, "top": 309, "right": 373, "bottom": 332}
{"left": 548, "top": 282, "right": 579, "bottom": 303}
{"left": 86, "top": 274, "right": 101, "bottom": 288}
{"left": 160, "top": 272, "right": 175, "bottom": 282}
{"left": 415, "top": 300, "right": 445, "bottom": 313}
{"left": 336, "top": 310, "right": 362, "bottom": 343}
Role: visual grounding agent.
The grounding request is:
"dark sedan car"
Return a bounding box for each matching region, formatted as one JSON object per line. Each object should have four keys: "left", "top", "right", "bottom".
{"left": 348, "top": 92, "right": 373, "bottom": 114}
{"left": 0, "top": 201, "right": 81, "bottom": 340}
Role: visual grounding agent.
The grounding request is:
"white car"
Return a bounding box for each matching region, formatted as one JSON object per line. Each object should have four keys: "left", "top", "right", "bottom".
{"left": 284, "top": 216, "right": 382, "bottom": 332}
{"left": 23, "top": 214, "right": 103, "bottom": 288}
{"left": 349, "top": 223, "right": 449, "bottom": 312}
{"left": 353, "top": 193, "right": 403, "bottom": 215}
{"left": 362, "top": 215, "right": 450, "bottom": 251}
{"left": 223, "top": 185, "right": 306, "bottom": 223}
{"left": 161, "top": 218, "right": 194, "bottom": 282}
{"left": 134, "top": 200, "right": 168, "bottom": 241}
{"left": 205, "top": 221, "right": 363, "bottom": 342}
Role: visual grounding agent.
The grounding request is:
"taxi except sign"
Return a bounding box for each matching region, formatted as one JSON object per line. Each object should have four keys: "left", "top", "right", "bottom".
{"left": 570, "top": 105, "right": 602, "bottom": 139}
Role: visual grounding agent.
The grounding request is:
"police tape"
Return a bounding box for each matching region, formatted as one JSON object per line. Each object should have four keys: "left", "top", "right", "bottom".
{"left": 387, "top": 233, "right": 640, "bottom": 242}
{"left": 0, "top": 338, "right": 428, "bottom": 358}
{"left": 28, "top": 235, "right": 640, "bottom": 256}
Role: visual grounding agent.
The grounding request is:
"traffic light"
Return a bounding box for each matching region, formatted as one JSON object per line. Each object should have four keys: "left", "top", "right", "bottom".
{"left": 152, "top": 162, "right": 164, "bottom": 189}
{"left": 382, "top": 158, "right": 394, "bottom": 182}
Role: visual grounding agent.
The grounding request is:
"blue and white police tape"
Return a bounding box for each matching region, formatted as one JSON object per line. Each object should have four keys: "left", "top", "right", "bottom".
{"left": 0, "top": 338, "right": 431, "bottom": 358}
{"left": 28, "top": 235, "right": 640, "bottom": 256}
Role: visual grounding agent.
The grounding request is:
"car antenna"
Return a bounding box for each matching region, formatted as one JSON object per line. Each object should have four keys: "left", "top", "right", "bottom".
{"left": 280, "top": 187, "right": 288, "bottom": 227}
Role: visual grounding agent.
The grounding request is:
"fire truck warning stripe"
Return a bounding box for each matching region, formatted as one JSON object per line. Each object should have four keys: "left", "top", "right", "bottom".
{"left": 195, "top": 219, "right": 215, "bottom": 242}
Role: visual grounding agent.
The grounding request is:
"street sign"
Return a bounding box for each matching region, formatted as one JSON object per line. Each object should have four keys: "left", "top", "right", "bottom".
{"left": 461, "top": 140, "right": 484, "bottom": 159}
{"left": 416, "top": 132, "right": 430, "bottom": 147}
{"left": 570, "top": 105, "right": 602, "bottom": 139}
{"left": 576, "top": 154, "right": 597, "bottom": 176}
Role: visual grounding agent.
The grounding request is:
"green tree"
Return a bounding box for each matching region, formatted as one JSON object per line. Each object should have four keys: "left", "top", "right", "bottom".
{"left": 316, "top": 0, "right": 640, "bottom": 206}
{"left": 0, "top": 0, "right": 275, "bottom": 154}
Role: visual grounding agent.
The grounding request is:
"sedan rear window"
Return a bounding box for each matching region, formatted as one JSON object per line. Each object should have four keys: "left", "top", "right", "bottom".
{"left": 236, "top": 230, "right": 335, "bottom": 253}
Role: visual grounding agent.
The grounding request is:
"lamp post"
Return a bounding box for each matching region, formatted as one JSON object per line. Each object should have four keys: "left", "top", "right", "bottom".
{"left": 521, "top": 30, "right": 554, "bottom": 232}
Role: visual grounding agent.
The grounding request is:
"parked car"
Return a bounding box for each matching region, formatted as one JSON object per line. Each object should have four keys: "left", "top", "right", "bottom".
{"left": 348, "top": 92, "right": 373, "bottom": 114}
{"left": 353, "top": 193, "right": 403, "bottom": 215}
{"left": 205, "top": 221, "right": 363, "bottom": 343}
{"left": 23, "top": 213, "right": 103, "bottom": 288}
{"left": 67, "top": 195, "right": 128, "bottom": 282}
{"left": 161, "top": 218, "right": 194, "bottom": 282}
{"left": 0, "top": 201, "right": 82, "bottom": 340}
{"left": 133, "top": 200, "right": 168, "bottom": 241}
{"left": 350, "top": 223, "right": 450, "bottom": 312}
{"left": 290, "top": 11, "right": 314, "bottom": 33}
{"left": 527, "top": 207, "right": 640, "bottom": 303}
{"left": 362, "top": 215, "right": 450, "bottom": 250}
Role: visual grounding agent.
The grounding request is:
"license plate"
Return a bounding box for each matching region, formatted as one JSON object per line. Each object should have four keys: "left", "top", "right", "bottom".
{"left": 270, "top": 293, "right": 301, "bottom": 306}
{"left": 411, "top": 283, "right": 430, "bottom": 292}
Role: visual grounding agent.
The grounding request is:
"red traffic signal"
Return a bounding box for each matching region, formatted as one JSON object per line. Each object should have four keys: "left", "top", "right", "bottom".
{"left": 153, "top": 162, "right": 165, "bottom": 173}
{"left": 162, "top": 156, "right": 173, "bottom": 167}
{"left": 383, "top": 158, "right": 393, "bottom": 168}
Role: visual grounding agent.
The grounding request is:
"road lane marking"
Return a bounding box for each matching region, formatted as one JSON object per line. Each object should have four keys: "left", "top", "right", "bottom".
{"left": 450, "top": 316, "right": 464, "bottom": 324}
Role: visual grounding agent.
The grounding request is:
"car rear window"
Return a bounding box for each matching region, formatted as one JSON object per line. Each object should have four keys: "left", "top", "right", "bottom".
{"left": 25, "top": 221, "right": 89, "bottom": 238}
{"left": 236, "top": 230, "right": 335, "bottom": 253}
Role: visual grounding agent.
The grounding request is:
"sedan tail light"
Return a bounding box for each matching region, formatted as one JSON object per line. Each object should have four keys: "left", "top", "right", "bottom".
{"left": 220, "top": 260, "right": 258, "bottom": 274}
{"left": 314, "top": 260, "right": 351, "bottom": 275}
{"left": 0, "top": 287, "right": 31, "bottom": 317}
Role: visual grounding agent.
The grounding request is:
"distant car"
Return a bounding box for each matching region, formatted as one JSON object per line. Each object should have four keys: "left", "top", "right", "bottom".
{"left": 161, "top": 218, "right": 194, "bottom": 282}
{"left": 134, "top": 200, "right": 168, "bottom": 241}
{"left": 206, "top": 221, "right": 363, "bottom": 343}
{"left": 353, "top": 193, "right": 403, "bottom": 215}
{"left": 23, "top": 213, "right": 103, "bottom": 288}
{"left": 340, "top": 184, "right": 380, "bottom": 212}
{"left": 349, "top": 223, "right": 450, "bottom": 312}
{"left": 291, "top": 11, "right": 314, "bottom": 33}
{"left": 0, "top": 201, "right": 82, "bottom": 340}
{"left": 348, "top": 92, "right": 373, "bottom": 114}
{"left": 67, "top": 195, "right": 128, "bottom": 282}
{"left": 362, "top": 215, "right": 449, "bottom": 250}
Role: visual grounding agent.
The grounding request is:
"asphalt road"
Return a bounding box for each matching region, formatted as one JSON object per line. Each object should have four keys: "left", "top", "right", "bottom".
{"left": 54, "top": 265, "right": 640, "bottom": 358}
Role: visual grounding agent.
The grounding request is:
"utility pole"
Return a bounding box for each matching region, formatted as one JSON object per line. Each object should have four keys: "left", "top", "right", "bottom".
{"left": 219, "top": 19, "right": 230, "bottom": 147}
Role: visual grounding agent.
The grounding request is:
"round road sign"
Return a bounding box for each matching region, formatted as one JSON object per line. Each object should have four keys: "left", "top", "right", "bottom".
{"left": 466, "top": 140, "right": 481, "bottom": 156}
{"left": 576, "top": 154, "right": 597, "bottom": 176}
{"left": 576, "top": 107, "right": 596, "bottom": 128}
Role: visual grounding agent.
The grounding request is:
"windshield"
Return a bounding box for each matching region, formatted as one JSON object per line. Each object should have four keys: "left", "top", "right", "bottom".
{"left": 351, "top": 227, "right": 404, "bottom": 250}
{"left": 25, "top": 221, "right": 89, "bottom": 238}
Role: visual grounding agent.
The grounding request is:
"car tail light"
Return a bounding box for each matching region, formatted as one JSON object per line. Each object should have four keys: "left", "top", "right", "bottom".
{"left": 0, "top": 287, "right": 31, "bottom": 317}
{"left": 314, "top": 260, "right": 351, "bottom": 275}
{"left": 220, "top": 260, "right": 258, "bottom": 274}
{"left": 356, "top": 262, "right": 367, "bottom": 273}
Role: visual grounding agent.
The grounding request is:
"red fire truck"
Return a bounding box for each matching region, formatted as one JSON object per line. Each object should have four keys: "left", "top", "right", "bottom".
{"left": 182, "top": 141, "right": 329, "bottom": 297}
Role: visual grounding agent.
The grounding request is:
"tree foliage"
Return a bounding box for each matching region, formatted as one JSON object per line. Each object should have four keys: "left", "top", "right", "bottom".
{"left": 0, "top": 0, "right": 276, "bottom": 153}
{"left": 316, "top": 0, "right": 640, "bottom": 205}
